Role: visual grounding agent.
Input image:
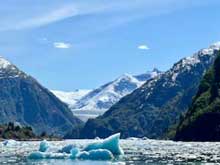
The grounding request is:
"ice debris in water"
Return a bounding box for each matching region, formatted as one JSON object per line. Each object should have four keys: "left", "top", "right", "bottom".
{"left": 2, "top": 139, "right": 17, "bottom": 146}
{"left": 77, "top": 149, "right": 114, "bottom": 160}
{"left": 84, "top": 133, "right": 124, "bottom": 155}
{"left": 39, "top": 140, "right": 49, "bottom": 152}
{"left": 28, "top": 133, "right": 123, "bottom": 161}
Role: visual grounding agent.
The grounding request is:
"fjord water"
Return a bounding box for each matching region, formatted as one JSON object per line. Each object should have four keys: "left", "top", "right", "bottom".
{"left": 1, "top": 139, "right": 220, "bottom": 165}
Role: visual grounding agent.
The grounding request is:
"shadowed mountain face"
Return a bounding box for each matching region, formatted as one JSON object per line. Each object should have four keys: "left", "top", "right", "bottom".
{"left": 0, "top": 56, "right": 82, "bottom": 137}
{"left": 80, "top": 43, "right": 220, "bottom": 139}
{"left": 175, "top": 51, "right": 220, "bottom": 141}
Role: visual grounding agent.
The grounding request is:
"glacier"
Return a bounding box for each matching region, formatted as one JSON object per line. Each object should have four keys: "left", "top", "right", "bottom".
{"left": 53, "top": 69, "right": 161, "bottom": 122}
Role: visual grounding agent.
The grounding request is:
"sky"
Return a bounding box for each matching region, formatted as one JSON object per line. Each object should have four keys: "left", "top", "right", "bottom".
{"left": 0, "top": 0, "right": 220, "bottom": 91}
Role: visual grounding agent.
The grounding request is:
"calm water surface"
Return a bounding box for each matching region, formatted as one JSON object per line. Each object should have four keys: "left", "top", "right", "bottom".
{"left": 1, "top": 139, "right": 220, "bottom": 164}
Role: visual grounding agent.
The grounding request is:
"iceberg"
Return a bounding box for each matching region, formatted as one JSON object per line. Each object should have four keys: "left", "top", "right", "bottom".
{"left": 70, "top": 147, "right": 80, "bottom": 159}
{"left": 45, "top": 153, "right": 68, "bottom": 159}
{"left": 28, "top": 133, "right": 123, "bottom": 161}
{"left": 39, "top": 140, "right": 49, "bottom": 152}
{"left": 28, "top": 152, "right": 68, "bottom": 159}
{"left": 77, "top": 149, "right": 114, "bottom": 160}
{"left": 28, "top": 151, "right": 44, "bottom": 159}
{"left": 84, "top": 133, "right": 124, "bottom": 155}
{"left": 59, "top": 144, "right": 75, "bottom": 153}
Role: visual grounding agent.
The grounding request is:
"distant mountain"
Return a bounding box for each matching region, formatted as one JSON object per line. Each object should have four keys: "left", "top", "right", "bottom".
{"left": 175, "top": 50, "right": 220, "bottom": 141}
{"left": 67, "top": 69, "right": 161, "bottom": 122}
{"left": 0, "top": 56, "right": 82, "bottom": 137}
{"left": 51, "top": 90, "right": 91, "bottom": 107}
{"left": 80, "top": 42, "right": 220, "bottom": 139}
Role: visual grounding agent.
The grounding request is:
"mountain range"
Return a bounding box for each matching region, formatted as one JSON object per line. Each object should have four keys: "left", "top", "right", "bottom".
{"left": 0, "top": 56, "right": 82, "bottom": 137}
{"left": 80, "top": 42, "right": 220, "bottom": 139}
{"left": 52, "top": 69, "right": 161, "bottom": 122}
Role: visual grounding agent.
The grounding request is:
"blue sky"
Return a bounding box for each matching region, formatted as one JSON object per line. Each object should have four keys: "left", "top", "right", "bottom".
{"left": 0, "top": 0, "right": 220, "bottom": 90}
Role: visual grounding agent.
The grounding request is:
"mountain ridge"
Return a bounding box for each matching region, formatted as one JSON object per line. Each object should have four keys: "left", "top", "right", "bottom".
{"left": 53, "top": 69, "right": 162, "bottom": 122}
{"left": 80, "top": 42, "right": 220, "bottom": 139}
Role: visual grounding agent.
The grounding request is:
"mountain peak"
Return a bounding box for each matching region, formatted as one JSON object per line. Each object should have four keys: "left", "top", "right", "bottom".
{"left": 209, "top": 41, "right": 220, "bottom": 50}
{"left": 152, "top": 68, "right": 160, "bottom": 72}
{"left": 0, "top": 56, "right": 12, "bottom": 69}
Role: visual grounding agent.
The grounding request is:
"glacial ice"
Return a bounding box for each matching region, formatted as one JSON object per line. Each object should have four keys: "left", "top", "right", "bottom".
{"left": 39, "top": 140, "right": 49, "bottom": 152}
{"left": 78, "top": 149, "right": 114, "bottom": 160}
{"left": 28, "top": 151, "right": 68, "bottom": 159}
{"left": 59, "top": 144, "right": 75, "bottom": 153}
{"left": 28, "top": 151, "right": 44, "bottom": 159}
{"left": 28, "top": 133, "right": 123, "bottom": 161}
{"left": 70, "top": 147, "right": 80, "bottom": 159}
{"left": 84, "top": 133, "right": 124, "bottom": 155}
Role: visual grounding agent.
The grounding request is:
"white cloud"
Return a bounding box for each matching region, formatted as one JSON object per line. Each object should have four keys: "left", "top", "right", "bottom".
{"left": 0, "top": 0, "right": 218, "bottom": 31}
{"left": 53, "top": 42, "right": 71, "bottom": 49}
{"left": 138, "top": 45, "right": 149, "bottom": 50}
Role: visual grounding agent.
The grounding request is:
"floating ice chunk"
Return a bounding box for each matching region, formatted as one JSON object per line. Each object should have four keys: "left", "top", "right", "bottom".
{"left": 77, "top": 149, "right": 114, "bottom": 160}
{"left": 70, "top": 148, "right": 80, "bottom": 159}
{"left": 142, "top": 137, "right": 149, "bottom": 140}
{"left": 77, "top": 151, "right": 90, "bottom": 160}
{"left": 59, "top": 144, "right": 75, "bottom": 153}
{"left": 39, "top": 140, "right": 49, "bottom": 152}
{"left": 45, "top": 153, "right": 68, "bottom": 159}
{"left": 84, "top": 133, "right": 124, "bottom": 155}
{"left": 88, "top": 149, "right": 114, "bottom": 160}
{"left": 28, "top": 151, "right": 69, "bottom": 159}
{"left": 3, "top": 139, "right": 17, "bottom": 146}
{"left": 126, "top": 137, "right": 139, "bottom": 140}
{"left": 95, "top": 137, "right": 101, "bottom": 140}
{"left": 28, "top": 151, "right": 44, "bottom": 159}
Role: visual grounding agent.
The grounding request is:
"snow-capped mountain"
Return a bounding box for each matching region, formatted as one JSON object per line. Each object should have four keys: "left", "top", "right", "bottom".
{"left": 51, "top": 89, "right": 91, "bottom": 107}
{"left": 0, "top": 56, "right": 82, "bottom": 136}
{"left": 70, "top": 69, "right": 161, "bottom": 121}
{"left": 80, "top": 42, "right": 220, "bottom": 139}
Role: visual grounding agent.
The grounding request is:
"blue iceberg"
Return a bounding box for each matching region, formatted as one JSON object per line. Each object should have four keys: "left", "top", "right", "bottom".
{"left": 28, "top": 133, "right": 123, "bottom": 161}
{"left": 77, "top": 149, "right": 114, "bottom": 160}
{"left": 84, "top": 133, "right": 124, "bottom": 155}
{"left": 70, "top": 148, "right": 80, "bottom": 159}
{"left": 39, "top": 140, "right": 49, "bottom": 152}
{"left": 28, "top": 152, "right": 68, "bottom": 159}
{"left": 28, "top": 151, "right": 44, "bottom": 159}
{"left": 59, "top": 144, "right": 75, "bottom": 153}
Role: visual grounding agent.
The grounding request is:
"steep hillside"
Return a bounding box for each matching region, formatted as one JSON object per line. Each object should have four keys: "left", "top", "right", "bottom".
{"left": 0, "top": 56, "right": 82, "bottom": 137}
{"left": 175, "top": 51, "right": 220, "bottom": 141}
